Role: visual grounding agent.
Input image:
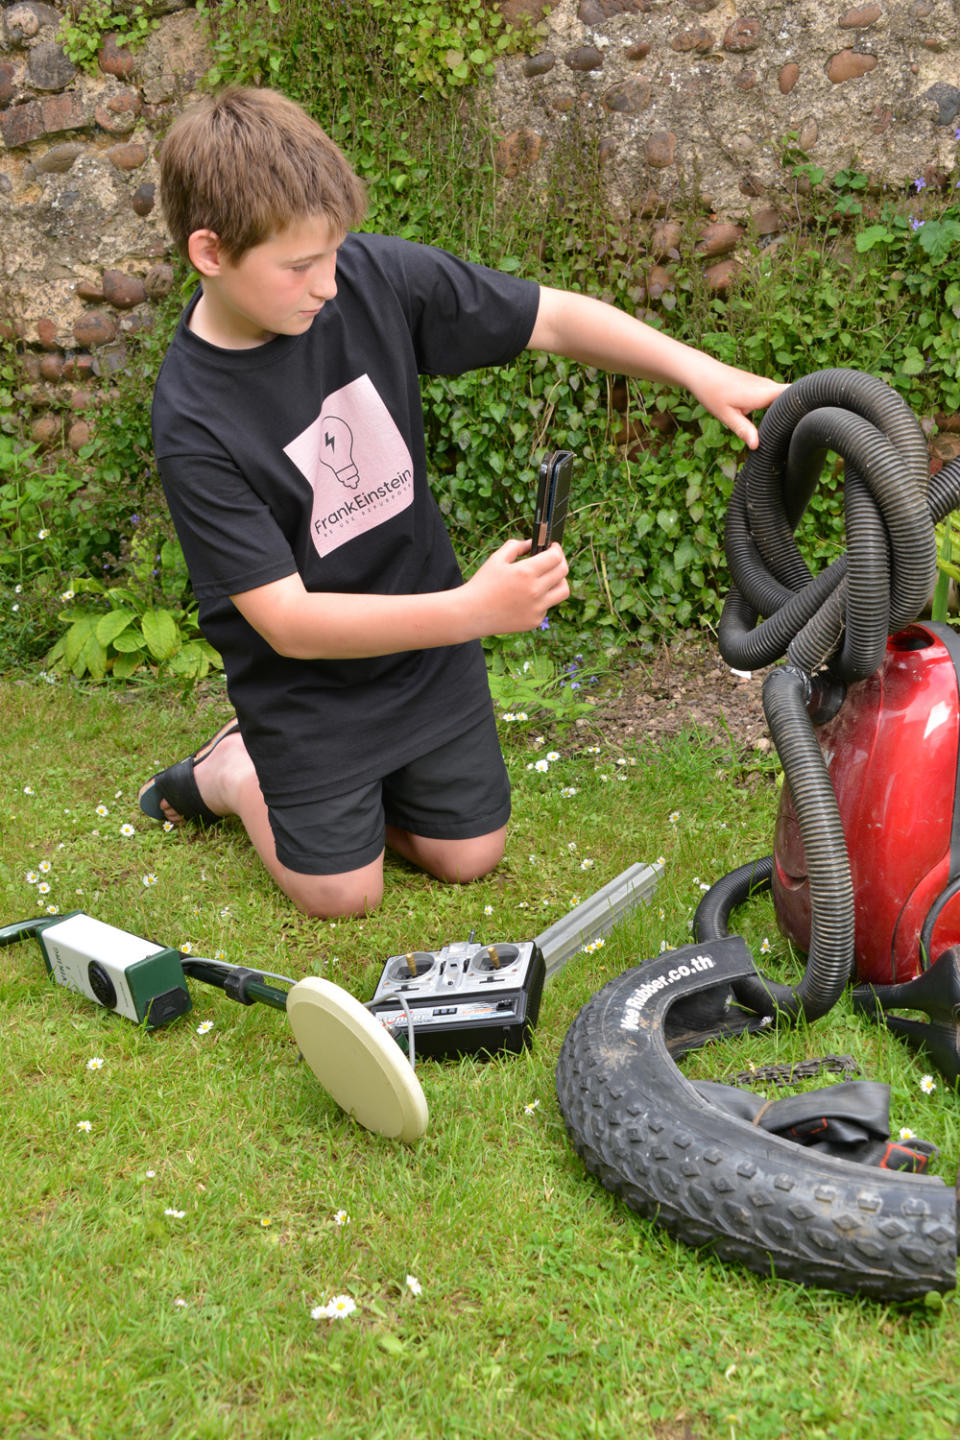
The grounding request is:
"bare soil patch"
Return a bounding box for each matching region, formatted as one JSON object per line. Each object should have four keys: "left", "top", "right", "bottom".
{"left": 580, "top": 639, "right": 770, "bottom": 756}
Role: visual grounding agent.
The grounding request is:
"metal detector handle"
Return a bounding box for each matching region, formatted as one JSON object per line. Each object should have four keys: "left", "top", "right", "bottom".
{"left": 0, "top": 916, "right": 56, "bottom": 947}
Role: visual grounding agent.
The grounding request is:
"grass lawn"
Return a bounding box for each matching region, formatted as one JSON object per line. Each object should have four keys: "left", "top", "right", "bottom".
{"left": 1, "top": 672, "right": 958, "bottom": 1440}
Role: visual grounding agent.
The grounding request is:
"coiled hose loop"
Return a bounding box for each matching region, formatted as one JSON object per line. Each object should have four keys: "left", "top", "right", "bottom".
{"left": 698, "top": 370, "right": 960, "bottom": 1023}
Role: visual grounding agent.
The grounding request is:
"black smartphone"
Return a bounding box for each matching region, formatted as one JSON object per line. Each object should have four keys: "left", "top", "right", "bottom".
{"left": 530, "top": 450, "right": 574, "bottom": 555}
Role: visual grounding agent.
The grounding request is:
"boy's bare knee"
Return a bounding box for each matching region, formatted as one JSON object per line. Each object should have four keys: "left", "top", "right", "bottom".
{"left": 388, "top": 827, "right": 506, "bottom": 884}
{"left": 283, "top": 865, "right": 384, "bottom": 919}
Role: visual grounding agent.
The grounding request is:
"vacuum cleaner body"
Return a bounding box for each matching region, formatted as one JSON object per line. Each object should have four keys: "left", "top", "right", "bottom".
{"left": 773, "top": 621, "right": 960, "bottom": 986}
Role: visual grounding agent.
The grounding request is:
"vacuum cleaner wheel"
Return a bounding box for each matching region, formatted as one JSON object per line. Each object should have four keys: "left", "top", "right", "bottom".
{"left": 286, "top": 977, "right": 428, "bottom": 1143}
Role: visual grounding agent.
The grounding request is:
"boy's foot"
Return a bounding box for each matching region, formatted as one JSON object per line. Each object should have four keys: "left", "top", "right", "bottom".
{"left": 138, "top": 719, "right": 240, "bottom": 827}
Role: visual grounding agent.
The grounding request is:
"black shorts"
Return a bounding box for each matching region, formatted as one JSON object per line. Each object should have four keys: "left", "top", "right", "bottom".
{"left": 267, "top": 710, "right": 511, "bottom": 875}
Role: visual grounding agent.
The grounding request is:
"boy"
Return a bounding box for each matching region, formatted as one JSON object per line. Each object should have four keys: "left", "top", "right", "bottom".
{"left": 140, "top": 86, "right": 784, "bottom": 918}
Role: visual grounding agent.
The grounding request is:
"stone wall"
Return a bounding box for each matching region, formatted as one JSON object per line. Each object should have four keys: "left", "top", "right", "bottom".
{"left": 0, "top": 0, "right": 208, "bottom": 452}
{"left": 2, "top": 0, "right": 959, "bottom": 454}
{"left": 495, "top": 0, "right": 960, "bottom": 222}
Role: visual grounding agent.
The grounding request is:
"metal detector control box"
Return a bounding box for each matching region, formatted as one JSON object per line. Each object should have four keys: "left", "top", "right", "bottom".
{"left": 368, "top": 940, "right": 546, "bottom": 1059}
{"left": 1, "top": 911, "right": 192, "bottom": 1028}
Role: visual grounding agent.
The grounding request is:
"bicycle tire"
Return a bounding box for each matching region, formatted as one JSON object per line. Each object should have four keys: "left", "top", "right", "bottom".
{"left": 555, "top": 935, "right": 957, "bottom": 1300}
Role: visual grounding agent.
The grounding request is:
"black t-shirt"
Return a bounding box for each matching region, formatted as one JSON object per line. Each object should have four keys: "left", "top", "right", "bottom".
{"left": 151, "top": 232, "right": 540, "bottom": 804}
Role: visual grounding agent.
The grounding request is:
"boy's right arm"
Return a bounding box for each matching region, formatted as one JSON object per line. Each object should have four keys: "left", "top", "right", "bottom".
{"left": 230, "top": 537, "right": 569, "bottom": 660}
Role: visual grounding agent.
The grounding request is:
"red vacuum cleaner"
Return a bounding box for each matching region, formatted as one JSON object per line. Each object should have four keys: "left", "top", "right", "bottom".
{"left": 693, "top": 368, "right": 960, "bottom": 1079}
{"left": 773, "top": 620, "right": 960, "bottom": 988}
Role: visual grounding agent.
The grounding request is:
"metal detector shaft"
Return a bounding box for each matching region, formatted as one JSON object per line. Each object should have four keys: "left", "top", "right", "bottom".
{"left": 181, "top": 957, "right": 290, "bottom": 1011}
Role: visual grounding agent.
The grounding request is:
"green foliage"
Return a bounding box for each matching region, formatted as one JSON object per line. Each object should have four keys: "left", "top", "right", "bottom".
{"left": 365, "top": 0, "right": 524, "bottom": 96}
{"left": 45, "top": 528, "right": 222, "bottom": 686}
{"left": 58, "top": 0, "right": 158, "bottom": 71}
{"left": 0, "top": 437, "right": 92, "bottom": 665}
{"left": 195, "top": 0, "right": 284, "bottom": 88}
{"left": 485, "top": 636, "right": 598, "bottom": 723}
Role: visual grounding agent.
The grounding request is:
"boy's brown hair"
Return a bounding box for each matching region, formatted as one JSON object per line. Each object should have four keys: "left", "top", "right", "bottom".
{"left": 159, "top": 87, "right": 367, "bottom": 260}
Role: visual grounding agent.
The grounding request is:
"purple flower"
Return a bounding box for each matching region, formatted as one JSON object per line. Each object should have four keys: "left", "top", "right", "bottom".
{"left": 910, "top": 216, "right": 925, "bottom": 230}
{"left": 538, "top": 617, "right": 550, "bottom": 632}
{"left": 913, "top": 177, "right": 927, "bottom": 192}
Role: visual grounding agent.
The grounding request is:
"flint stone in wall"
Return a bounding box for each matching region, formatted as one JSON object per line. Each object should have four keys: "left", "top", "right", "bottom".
{"left": 566, "top": 45, "right": 604, "bottom": 71}
{"left": 826, "top": 48, "right": 879, "bottom": 81}
{"left": 723, "top": 18, "right": 762, "bottom": 52}
{"left": 839, "top": 4, "right": 882, "bottom": 26}
{"left": 102, "top": 268, "right": 147, "bottom": 308}
{"left": 603, "top": 78, "right": 651, "bottom": 112}
{"left": 26, "top": 139, "right": 83, "bottom": 173}
{"left": 132, "top": 181, "right": 155, "bottom": 214}
{"left": 923, "top": 81, "right": 960, "bottom": 124}
{"left": 524, "top": 52, "right": 556, "bottom": 76}
{"left": 98, "top": 36, "right": 137, "bottom": 80}
{"left": 3, "top": 4, "right": 62, "bottom": 44}
{"left": 0, "top": 59, "right": 19, "bottom": 104}
{"left": 26, "top": 42, "right": 77, "bottom": 92}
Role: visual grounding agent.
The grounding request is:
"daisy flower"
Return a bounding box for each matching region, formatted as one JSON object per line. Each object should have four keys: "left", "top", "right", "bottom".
{"left": 164, "top": 1208, "right": 186, "bottom": 1219}
{"left": 120, "top": 823, "right": 135, "bottom": 837}
{"left": 920, "top": 1074, "right": 937, "bottom": 1094}
{"left": 312, "top": 1295, "right": 357, "bottom": 1320}
{"left": 405, "top": 1275, "right": 422, "bottom": 1296}
{"left": 142, "top": 874, "right": 158, "bottom": 887}
{"left": 899, "top": 1127, "right": 916, "bottom": 1141}
{"left": 196, "top": 1020, "right": 214, "bottom": 1035}
{"left": 86, "top": 1057, "right": 105, "bottom": 1071}
{"left": 96, "top": 804, "right": 109, "bottom": 817}
{"left": 76, "top": 1119, "right": 93, "bottom": 1133}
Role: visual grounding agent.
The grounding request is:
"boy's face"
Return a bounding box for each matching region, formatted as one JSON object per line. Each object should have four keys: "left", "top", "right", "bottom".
{"left": 195, "top": 215, "right": 344, "bottom": 347}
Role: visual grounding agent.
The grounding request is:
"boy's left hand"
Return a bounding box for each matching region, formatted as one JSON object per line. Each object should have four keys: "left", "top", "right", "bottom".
{"left": 685, "top": 361, "right": 788, "bottom": 450}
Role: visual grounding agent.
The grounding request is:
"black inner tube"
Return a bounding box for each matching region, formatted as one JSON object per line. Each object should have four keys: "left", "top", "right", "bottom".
{"left": 697, "top": 369, "right": 960, "bottom": 1022}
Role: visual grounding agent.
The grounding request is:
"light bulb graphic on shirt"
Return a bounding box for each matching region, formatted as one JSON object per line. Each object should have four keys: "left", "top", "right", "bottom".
{"left": 318, "top": 416, "right": 360, "bottom": 490}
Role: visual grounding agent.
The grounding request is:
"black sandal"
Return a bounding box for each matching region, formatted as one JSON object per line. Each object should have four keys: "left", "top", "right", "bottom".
{"left": 138, "top": 720, "right": 240, "bottom": 827}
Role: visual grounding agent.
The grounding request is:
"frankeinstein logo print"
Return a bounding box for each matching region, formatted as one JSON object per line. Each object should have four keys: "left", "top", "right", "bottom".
{"left": 319, "top": 417, "right": 359, "bottom": 490}
{"left": 283, "top": 374, "right": 415, "bottom": 558}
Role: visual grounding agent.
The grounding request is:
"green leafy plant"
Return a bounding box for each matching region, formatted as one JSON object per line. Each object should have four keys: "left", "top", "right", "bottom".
{"left": 195, "top": 0, "right": 284, "bottom": 88}
{"left": 485, "top": 638, "right": 598, "bottom": 724}
{"left": 58, "top": 0, "right": 158, "bottom": 71}
{"left": 46, "top": 528, "right": 222, "bottom": 685}
{"left": 366, "top": 0, "right": 525, "bottom": 96}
